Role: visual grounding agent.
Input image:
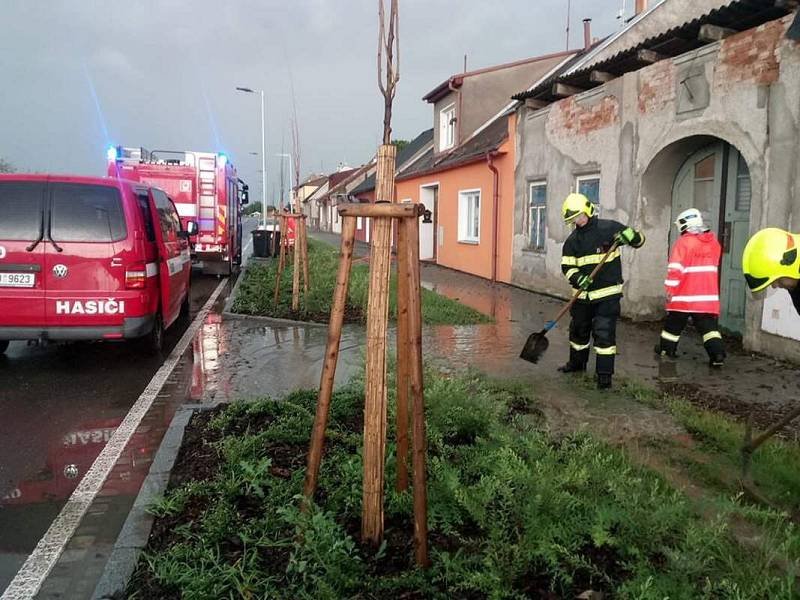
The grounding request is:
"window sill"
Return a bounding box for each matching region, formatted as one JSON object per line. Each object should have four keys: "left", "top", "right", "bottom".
{"left": 457, "top": 239, "right": 479, "bottom": 245}
{"left": 522, "top": 247, "right": 546, "bottom": 255}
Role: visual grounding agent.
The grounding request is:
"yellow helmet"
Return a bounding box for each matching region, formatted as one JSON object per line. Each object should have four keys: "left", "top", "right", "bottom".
{"left": 562, "top": 193, "right": 595, "bottom": 223}
{"left": 741, "top": 228, "right": 800, "bottom": 292}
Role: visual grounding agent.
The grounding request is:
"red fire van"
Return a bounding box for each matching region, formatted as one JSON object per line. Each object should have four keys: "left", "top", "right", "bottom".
{"left": 0, "top": 174, "right": 195, "bottom": 355}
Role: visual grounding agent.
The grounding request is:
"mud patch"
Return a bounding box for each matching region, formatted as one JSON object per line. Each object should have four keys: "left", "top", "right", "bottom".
{"left": 659, "top": 381, "right": 796, "bottom": 439}
{"left": 537, "top": 376, "right": 685, "bottom": 443}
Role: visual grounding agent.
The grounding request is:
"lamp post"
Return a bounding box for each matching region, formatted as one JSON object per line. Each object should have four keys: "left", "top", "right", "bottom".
{"left": 236, "top": 86, "right": 267, "bottom": 230}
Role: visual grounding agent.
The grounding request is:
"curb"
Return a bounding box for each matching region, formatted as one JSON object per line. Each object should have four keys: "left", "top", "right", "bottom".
{"left": 222, "top": 257, "right": 256, "bottom": 314}
{"left": 91, "top": 403, "right": 212, "bottom": 600}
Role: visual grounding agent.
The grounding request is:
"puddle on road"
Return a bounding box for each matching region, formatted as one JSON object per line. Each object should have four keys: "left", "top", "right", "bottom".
{"left": 0, "top": 276, "right": 231, "bottom": 598}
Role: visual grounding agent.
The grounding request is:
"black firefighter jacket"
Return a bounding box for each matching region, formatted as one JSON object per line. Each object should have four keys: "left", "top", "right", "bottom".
{"left": 561, "top": 217, "right": 645, "bottom": 303}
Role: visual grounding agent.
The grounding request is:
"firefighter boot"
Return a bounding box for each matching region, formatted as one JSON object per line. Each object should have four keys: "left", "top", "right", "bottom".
{"left": 558, "top": 361, "right": 587, "bottom": 373}
{"left": 709, "top": 351, "right": 726, "bottom": 368}
{"left": 596, "top": 373, "right": 613, "bottom": 390}
{"left": 558, "top": 347, "right": 589, "bottom": 373}
{"left": 654, "top": 343, "right": 677, "bottom": 359}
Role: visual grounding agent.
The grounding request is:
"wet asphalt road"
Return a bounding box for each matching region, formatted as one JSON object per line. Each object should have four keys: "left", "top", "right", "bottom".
{"left": 0, "top": 217, "right": 259, "bottom": 593}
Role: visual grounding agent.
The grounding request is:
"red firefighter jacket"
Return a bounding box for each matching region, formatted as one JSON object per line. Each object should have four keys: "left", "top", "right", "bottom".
{"left": 664, "top": 231, "right": 721, "bottom": 315}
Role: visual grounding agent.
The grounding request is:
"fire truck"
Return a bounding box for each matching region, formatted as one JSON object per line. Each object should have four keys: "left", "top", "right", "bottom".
{"left": 107, "top": 146, "right": 248, "bottom": 275}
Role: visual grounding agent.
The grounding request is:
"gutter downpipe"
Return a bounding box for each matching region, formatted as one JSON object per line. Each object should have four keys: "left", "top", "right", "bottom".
{"left": 486, "top": 151, "right": 500, "bottom": 284}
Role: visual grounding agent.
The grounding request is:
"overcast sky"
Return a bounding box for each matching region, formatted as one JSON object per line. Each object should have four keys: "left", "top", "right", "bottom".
{"left": 0, "top": 0, "right": 626, "bottom": 204}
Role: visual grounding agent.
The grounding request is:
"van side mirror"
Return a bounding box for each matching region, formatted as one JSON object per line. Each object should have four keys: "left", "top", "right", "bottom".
{"left": 182, "top": 220, "right": 198, "bottom": 237}
{"left": 241, "top": 185, "right": 249, "bottom": 205}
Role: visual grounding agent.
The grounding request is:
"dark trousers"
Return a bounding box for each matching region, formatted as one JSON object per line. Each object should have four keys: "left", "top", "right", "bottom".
{"left": 658, "top": 311, "right": 725, "bottom": 359}
{"left": 567, "top": 297, "right": 620, "bottom": 375}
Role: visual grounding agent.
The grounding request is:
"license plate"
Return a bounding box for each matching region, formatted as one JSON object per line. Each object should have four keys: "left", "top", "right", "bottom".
{"left": 0, "top": 272, "right": 36, "bottom": 288}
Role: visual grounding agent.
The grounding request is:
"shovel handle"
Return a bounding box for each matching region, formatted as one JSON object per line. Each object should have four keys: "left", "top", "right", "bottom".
{"left": 547, "top": 240, "right": 622, "bottom": 328}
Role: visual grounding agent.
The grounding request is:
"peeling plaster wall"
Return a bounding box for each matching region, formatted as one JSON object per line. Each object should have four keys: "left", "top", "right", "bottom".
{"left": 513, "top": 14, "right": 800, "bottom": 360}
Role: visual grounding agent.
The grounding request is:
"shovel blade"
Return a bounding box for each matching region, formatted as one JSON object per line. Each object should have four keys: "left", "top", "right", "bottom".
{"left": 520, "top": 330, "right": 549, "bottom": 363}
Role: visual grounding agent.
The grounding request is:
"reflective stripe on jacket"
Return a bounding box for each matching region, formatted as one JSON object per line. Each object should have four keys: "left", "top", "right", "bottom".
{"left": 561, "top": 217, "right": 644, "bottom": 303}
{"left": 664, "top": 231, "right": 721, "bottom": 315}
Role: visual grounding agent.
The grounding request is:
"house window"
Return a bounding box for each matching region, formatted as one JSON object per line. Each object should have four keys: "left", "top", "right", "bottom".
{"left": 458, "top": 189, "right": 480, "bottom": 243}
{"left": 439, "top": 104, "right": 456, "bottom": 151}
{"left": 528, "top": 181, "right": 547, "bottom": 251}
{"left": 576, "top": 174, "right": 600, "bottom": 213}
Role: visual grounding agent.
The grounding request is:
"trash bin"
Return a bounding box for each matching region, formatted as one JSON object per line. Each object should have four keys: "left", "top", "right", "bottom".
{"left": 252, "top": 229, "right": 269, "bottom": 258}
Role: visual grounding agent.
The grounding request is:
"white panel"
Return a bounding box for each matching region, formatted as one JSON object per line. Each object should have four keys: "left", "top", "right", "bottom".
{"left": 175, "top": 203, "right": 197, "bottom": 217}
{"left": 761, "top": 291, "right": 800, "bottom": 341}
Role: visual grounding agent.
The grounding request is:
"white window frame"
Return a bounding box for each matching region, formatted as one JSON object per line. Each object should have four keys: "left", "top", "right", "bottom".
{"left": 575, "top": 174, "right": 601, "bottom": 213}
{"left": 439, "top": 103, "right": 456, "bottom": 151}
{"left": 457, "top": 189, "right": 481, "bottom": 244}
{"left": 528, "top": 181, "right": 547, "bottom": 251}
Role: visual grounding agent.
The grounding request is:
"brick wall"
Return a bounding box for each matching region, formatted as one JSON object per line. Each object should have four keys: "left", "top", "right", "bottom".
{"left": 716, "top": 16, "right": 792, "bottom": 87}
{"left": 638, "top": 59, "right": 676, "bottom": 113}
{"left": 548, "top": 94, "right": 620, "bottom": 137}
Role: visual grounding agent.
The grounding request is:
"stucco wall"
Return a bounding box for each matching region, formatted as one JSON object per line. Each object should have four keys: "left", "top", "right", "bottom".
{"left": 396, "top": 118, "right": 515, "bottom": 283}
{"left": 513, "top": 14, "right": 800, "bottom": 360}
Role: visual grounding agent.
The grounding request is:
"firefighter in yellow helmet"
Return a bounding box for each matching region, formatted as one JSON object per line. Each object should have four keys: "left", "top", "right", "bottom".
{"left": 559, "top": 193, "right": 645, "bottom": 389}
{"left": 742, "top": 228, "right": 800, "bottom": 314}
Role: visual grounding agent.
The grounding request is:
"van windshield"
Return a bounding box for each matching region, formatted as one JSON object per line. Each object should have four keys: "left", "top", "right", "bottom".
{"left": 0, "top": 182, "right": 43, "bottom": 241}
{"left": 51, "top": 183, "right": 127, "bottom": 242}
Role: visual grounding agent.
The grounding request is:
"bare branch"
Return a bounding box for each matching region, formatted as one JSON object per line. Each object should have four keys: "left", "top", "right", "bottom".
{"left": 378, "top": 0, "right": 400, "bottom": 144}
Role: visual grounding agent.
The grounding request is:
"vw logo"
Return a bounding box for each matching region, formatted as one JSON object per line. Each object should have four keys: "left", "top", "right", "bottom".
{"left": 53, "top": 264, "right": 68, "bottom": 278}
{"left": 64, "top": 464, "right": 79, "bottom": 479}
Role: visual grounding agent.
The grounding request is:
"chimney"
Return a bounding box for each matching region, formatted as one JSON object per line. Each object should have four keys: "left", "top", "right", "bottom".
{"left": 583, "top": 18, "right": 592, "bottom": 49}
{"left": 635, "top": 0, "right": 648, "bottom": 15}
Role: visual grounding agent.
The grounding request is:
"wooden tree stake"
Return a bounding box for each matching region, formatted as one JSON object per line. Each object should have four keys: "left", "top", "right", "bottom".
{"left": 303, "top": 216, "right": 358, "bottom": 500}
{"left": 361, "top": 143, "right": 397, "bottom": 545}
{"left": 404, "top": 216, "right": 429, "bottom": 567}
{"left": 300, "top": 217, "right": 310, "bottom": 295}
{"left": 395, "top": 215, "right": 410, "bottom": 492}
{"left": 292, "top": 217, "right": 301, "bottom": 312}
{"left": 274, "top": 215, "right": 287, "bottom": 306}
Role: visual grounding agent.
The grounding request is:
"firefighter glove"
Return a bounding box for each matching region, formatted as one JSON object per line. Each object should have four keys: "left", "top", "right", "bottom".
{"left": 615, "top": 227, "right": 637, "bottom": 246}
{"left": 577, "top": 274, "right": 593, "bottom": 291}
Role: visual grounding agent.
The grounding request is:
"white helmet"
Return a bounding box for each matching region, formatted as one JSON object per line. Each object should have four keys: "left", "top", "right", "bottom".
{"left": 675, "top": 208, "right": 704, "bottom": 234}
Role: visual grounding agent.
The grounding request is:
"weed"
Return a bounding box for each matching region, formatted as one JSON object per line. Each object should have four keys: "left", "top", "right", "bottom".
{"left": 131, "top": 370, "right": 800, "bottom": 599}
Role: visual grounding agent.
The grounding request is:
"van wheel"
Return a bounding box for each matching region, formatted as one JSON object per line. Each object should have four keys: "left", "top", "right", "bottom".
{"left": 0, "top": 341, "right": 8, "bottom": 355}
{"left": 141, "top": 313, "right": 164, "bottom": 355}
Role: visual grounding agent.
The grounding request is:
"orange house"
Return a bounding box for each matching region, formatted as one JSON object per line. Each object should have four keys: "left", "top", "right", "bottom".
{"left": 391, "top": 50, "right": 576, "bottom": 283}
{"left": 395, "top": 114, "right": 517, "bottom": 283}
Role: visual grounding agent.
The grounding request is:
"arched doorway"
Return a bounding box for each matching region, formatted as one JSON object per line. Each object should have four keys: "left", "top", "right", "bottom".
{"left": 671, "top": 142, "right": 752, "bottom": 334}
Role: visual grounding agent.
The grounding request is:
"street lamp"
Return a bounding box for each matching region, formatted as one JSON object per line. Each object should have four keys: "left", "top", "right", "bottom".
{"left": 236, "top": 86, "right": 267, "bottom": 230}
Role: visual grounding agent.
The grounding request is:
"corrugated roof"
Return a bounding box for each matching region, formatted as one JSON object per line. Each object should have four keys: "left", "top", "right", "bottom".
{"left": 352, "top": 129, "right": 434, "bottom": 195}
{"left": 514, "top": 0, "right": 791, "bottom": 103}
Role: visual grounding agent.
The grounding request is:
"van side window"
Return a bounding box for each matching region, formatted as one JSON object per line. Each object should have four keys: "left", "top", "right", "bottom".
{"left": 51, "top": 183, "right": 126, "bottom": 242}
{"left": 0, "top": 182, "right": 43, "bottom": 241}
{"left": 167, "top": 198, "right": 182, "bottom": 234}
{"left": 152, "top": 189, "right": 178, "bottom": 242}
{"left": 137, "top": 193, "right": 156, "bottom": 242}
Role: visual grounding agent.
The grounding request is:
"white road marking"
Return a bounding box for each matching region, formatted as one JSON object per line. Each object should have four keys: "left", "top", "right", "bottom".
{"left": 0, "top": 278, "right": 228, "bottom": 600}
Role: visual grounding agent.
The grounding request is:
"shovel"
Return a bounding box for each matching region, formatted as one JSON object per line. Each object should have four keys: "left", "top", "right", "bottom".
{"left": 520, "top": 240, "right": 621, "bottom": 364}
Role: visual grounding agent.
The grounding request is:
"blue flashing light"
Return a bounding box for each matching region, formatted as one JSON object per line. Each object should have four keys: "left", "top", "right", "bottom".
{"left": 106, "top": 145, "right": 118, "bottom": 162}
{"left": 218, "top": 153, "right": 228, "bottom": 167}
